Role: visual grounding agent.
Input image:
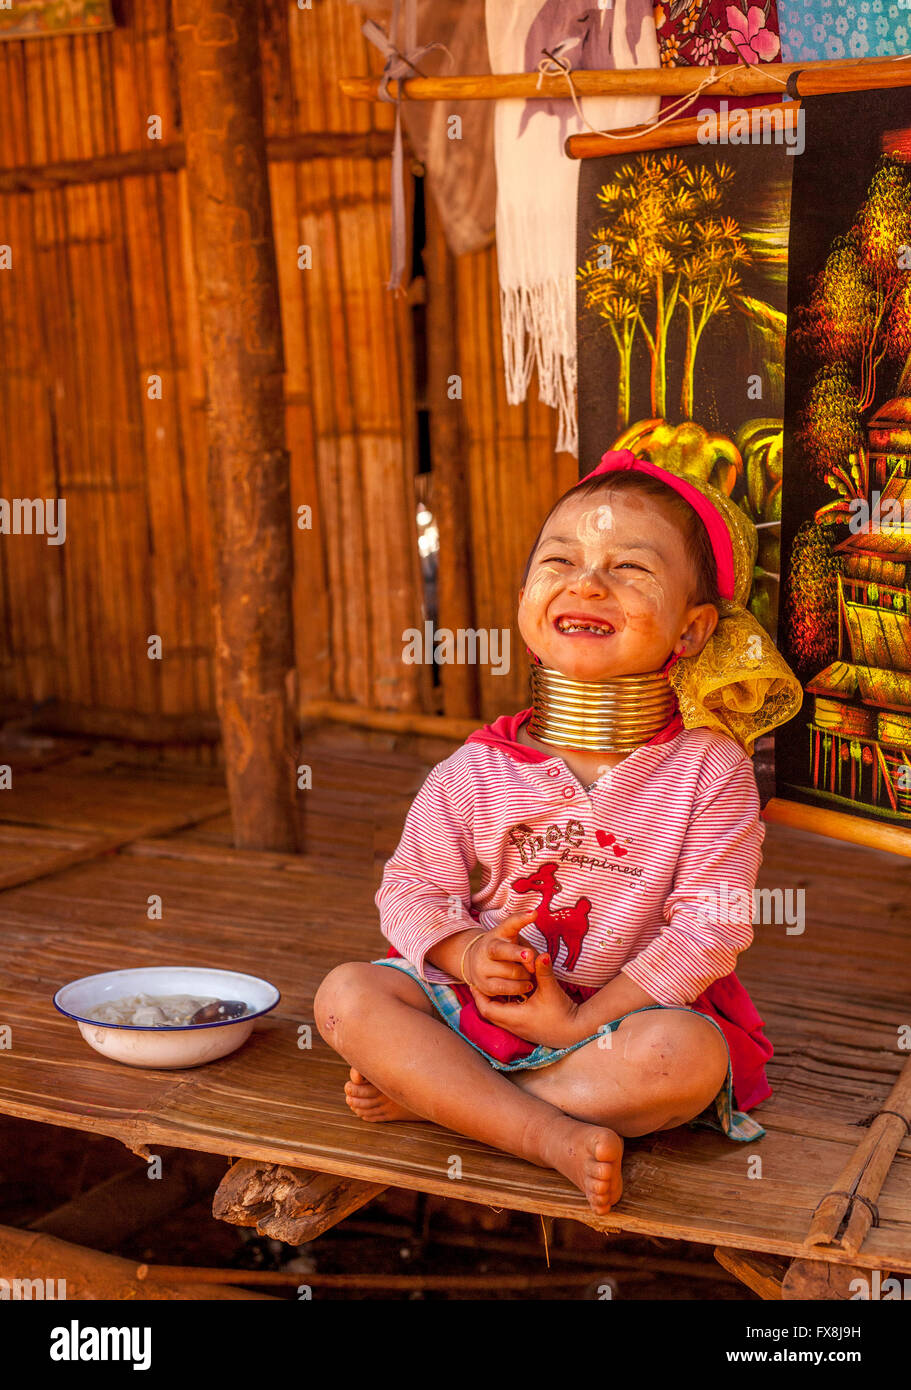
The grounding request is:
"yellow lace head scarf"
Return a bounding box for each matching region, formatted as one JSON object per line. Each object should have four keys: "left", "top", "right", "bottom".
{"left": 578, "top": 450, "right": 804, "bottom": 757}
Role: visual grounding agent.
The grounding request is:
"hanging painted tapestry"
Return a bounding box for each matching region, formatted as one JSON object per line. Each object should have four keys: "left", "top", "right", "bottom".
{"left": 776, "top": 88, "right": 911, "bottom": 830}
{"left": 0, "top": 0, "right": 114, "bottom": 39}
{"left": 577, "top": 133, "right": 795, "bottom": 634}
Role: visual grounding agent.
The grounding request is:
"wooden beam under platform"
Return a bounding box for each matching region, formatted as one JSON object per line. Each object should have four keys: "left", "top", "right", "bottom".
{"left": 0, "top": 1223, "right": 277, "bottom": 1301}
{"left": 782, "top": 1257, "right": 882, "bottom": 1300}
{"left": 714, "top": 1246, "right": 788, "bottom": 1300}
{"left": 213, "top": 1159, "right": 387, "bottom": 1244}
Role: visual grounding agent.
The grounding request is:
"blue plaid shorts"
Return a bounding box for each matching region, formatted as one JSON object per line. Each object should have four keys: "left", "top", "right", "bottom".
{"left": 374, "top": 956, "right": 765, "bottom": 1143}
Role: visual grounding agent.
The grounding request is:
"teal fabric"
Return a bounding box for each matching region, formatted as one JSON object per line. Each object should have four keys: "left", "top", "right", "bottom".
{"left": 778, "top": 0, "right": 910, "bottom": 60}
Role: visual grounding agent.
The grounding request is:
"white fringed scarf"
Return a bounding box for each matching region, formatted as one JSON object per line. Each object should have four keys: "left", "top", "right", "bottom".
{"left": 485, "top": 0, "right": 660, "bottom": 456}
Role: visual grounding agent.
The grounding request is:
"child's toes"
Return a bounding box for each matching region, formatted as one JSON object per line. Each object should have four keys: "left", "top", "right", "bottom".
{"left": 593, "top": 1133, "right": 623, "bottom": 1163}
{"left": 345, "top": 1081, "right": 378, "bottom": 1099}
{"left": 346, "top": 1095, "right": 380, "bottom": 1115}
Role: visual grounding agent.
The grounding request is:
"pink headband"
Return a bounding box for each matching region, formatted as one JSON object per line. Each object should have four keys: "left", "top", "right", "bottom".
{"left": 578, "top": 449, "right": 736, "bottom": 602}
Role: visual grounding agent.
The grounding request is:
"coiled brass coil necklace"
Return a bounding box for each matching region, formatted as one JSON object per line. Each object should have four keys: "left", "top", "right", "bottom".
{"left": 527, "top": 662, "right": 677, "bottom": 751}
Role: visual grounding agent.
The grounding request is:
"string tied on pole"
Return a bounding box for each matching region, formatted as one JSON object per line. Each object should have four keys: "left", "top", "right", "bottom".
{"left": 362, "top": 0, "right": 452, "bottom": 291}
{"left": 534, "top": 47, "right": 729, "bottom": 141}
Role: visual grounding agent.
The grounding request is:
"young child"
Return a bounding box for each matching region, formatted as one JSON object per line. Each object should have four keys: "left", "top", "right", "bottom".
{"left": 314, "top": 449, "right": 803, "bottom": 1215}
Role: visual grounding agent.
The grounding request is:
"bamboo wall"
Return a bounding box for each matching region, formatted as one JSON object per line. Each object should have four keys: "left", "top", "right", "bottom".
{"left": 452, "top": 247, "right": 576, "bottom": 717}
{"left": 0, "top": 0, "right": 571, "bottom": 735}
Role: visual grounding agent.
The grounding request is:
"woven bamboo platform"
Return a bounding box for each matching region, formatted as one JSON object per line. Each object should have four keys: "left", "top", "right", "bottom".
{"left": 2, "top": 729, "right": 910, "bottom": 1278}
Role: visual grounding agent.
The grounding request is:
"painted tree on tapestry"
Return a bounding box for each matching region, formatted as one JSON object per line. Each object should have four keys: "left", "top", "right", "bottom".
{"left": 791, "top": 155, "right": 911, "bottom": 524}
{"left": 786, "top": 521, "right": 842, "bottom": 671}
{"left": 578, "top": 153, "right": 752, "bottom": 428}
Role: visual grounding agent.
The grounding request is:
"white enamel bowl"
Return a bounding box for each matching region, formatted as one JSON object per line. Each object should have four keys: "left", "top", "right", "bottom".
{"left": 54, "top": 966, "right": 280, "bottom": 1069}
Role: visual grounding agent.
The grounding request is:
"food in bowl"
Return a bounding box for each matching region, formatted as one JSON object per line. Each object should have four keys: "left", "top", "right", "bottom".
{"left": 53, "top": 966, "right": 280, "bottom": 1069}
{"left": 87, "top": 993, "right": 249, "bottom": 1027}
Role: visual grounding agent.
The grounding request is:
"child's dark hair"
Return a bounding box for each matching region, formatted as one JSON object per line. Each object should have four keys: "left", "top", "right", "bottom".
{"left": 520, "top": 471, "right": 720, "bottom": 609}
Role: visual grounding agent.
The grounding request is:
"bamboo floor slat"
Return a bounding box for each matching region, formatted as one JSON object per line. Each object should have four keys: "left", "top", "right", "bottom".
{"left": 0, "top": 823, "right": 101, "bottom": 884}
{"left": 0, "top": 760, "right": 229, "bottom": 835}
{"left": 0, "top": 755, "right": 231, "bottom": 890}
{"left": 1, "top": 732, "right": 910, "bottom": 1266}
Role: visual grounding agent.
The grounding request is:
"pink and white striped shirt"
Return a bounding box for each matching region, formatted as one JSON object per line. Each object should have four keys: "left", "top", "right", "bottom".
{"left": 375, "top": 712, "right": 765, "bottom": 1006}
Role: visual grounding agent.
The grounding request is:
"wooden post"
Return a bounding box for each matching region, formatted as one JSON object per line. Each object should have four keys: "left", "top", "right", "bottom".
{"left": 174, "top": 0, "right": 299, "bottom": 851}
{"left": 423, "top": 188, "right": 479, "bottom": 719}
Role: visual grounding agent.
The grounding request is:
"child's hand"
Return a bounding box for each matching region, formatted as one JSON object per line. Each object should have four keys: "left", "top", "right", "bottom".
{"left": 470, "top": 953, "right": 581, "bottom": 1050}
{"left": 463, "top": 910, "right": 539, "bottom": 998}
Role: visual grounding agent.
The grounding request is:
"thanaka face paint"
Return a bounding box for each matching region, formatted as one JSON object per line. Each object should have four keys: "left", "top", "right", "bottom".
{"left": 518, "top": 490, "right": 710, "bottom": 681}
{"left": 520, "top": 562, "right": 564, "bottom": 609}
{"left": 573, "top": 507, "right": 615, "bottom": 586}
{"left": 575, "top": 504, "right": 613, "bottom": 548}
{"left": 562, "top": 501, "right": 670, "bottom": 609}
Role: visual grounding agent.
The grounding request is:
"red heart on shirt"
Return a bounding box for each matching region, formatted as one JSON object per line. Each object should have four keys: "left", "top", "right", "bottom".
{"left": 596, "top": 829, "right": 628, "bottom": 857}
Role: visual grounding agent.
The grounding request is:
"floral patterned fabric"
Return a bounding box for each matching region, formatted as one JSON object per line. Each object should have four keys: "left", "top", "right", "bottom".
{"left": 655, "top": 0, "right": 781, "bottom": 66}
{"left": 653, "top": 0, "right": 783, "bottom": 114}
{"left": 777, "top": 0, "right": 910, "bottom": 60}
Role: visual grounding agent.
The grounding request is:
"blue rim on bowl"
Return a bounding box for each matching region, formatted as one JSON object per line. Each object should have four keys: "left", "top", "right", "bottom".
{"left": 53, "top": 966, "right": 281, "bottom": 1032}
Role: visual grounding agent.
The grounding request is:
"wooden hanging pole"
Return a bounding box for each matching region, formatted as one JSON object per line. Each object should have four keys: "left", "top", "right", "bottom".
{"left": 340, "top": 55, "right": 911, "bottom": 104}
{"left": 174, "top": 0, "right": 300, "bottom": 852}
{"left": 567, "top": 103, "right": 802, "bottom": 158}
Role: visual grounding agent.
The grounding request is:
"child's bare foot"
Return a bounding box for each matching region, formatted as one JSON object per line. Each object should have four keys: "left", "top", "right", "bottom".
{"left": 343, "top": 1067, "right": 429, "bottom": 1124}
{"left": 543, "top": 1119, "right": 624, "bottom": 1216}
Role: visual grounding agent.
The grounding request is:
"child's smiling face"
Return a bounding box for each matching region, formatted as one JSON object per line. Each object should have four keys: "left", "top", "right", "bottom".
{"left": 518, "top": 488, "right": 720, "bottom": 681}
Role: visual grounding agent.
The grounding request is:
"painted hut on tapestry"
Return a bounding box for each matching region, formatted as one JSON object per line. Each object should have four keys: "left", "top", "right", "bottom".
{"left": 805, "top": 475, "right": 911, "bottom": 820}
